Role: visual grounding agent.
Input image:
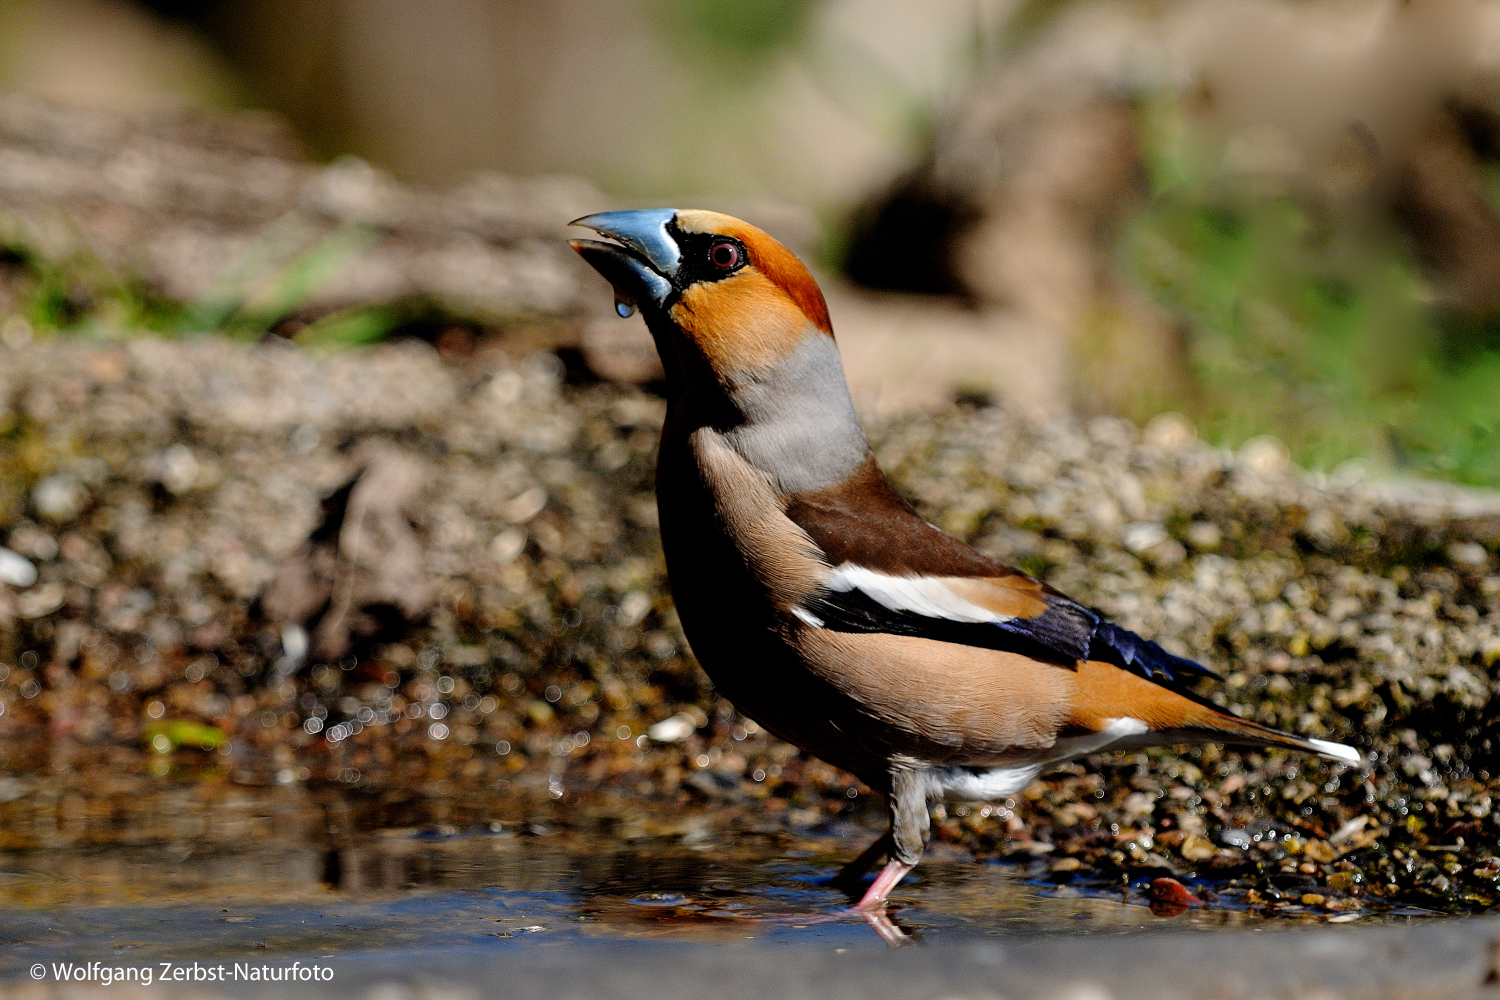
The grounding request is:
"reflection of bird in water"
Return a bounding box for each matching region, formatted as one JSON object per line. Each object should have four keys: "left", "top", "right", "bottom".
{"left": 569, "top": 209, "right": 1359, "bottom": 937}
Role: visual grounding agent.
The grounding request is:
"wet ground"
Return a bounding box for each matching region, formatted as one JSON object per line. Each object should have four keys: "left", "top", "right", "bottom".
{"left": 0, "top": 814, "right": 1252, "bottom": 968}
{"left": 0, "top": 774, "right": 1483, "bottom": 999}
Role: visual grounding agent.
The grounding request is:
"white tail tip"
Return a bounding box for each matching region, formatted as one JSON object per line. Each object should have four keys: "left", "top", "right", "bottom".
{"left": 1307, "top": 738, "right": 1362, "bottom": 765}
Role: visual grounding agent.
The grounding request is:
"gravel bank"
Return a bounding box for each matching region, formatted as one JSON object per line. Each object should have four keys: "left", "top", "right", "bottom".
{"left": 0, "top": 337, "right": 1498, "bottom": 916}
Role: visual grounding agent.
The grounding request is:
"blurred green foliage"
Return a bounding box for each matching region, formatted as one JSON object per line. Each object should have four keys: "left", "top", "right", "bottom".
{"left": 292, "top": 305, "right": 402, "bottom": 350}
{"left": 5, "top": 74, "right": 1500, "bottom": 492}
{"left": 1127, "top": 96, "right": 1500, "bottom": 487}
{"left": 183, "top": 222, "right": 378, "bottom": 338}
{"left": 0, "top": 217, "right": 397, "bottom": 351}
{"left": 143, "top": 719, "right": 227, "bottom": 752}
{"left": 653, "top": 0, "right": 817, "bottom": 69}
{"left": 0, "top": 236, "right": 186, "bottom": 339}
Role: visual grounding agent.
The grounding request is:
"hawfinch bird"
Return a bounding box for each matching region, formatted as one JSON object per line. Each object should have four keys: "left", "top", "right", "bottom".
{"left": 568, "top": 209, "right": 1359, "bottom": 915}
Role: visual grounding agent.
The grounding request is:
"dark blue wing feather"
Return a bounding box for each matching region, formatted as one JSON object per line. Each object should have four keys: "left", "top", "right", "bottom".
{"left": 1087, "top": 619, "right": 1221, "bottom": 682}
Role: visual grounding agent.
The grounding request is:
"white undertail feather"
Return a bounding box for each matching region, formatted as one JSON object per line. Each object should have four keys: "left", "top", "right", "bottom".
{"left": 930, "top": 764, "right": 1041, "bottom": 802}
{"left": 931, "top": 718, "right": 1150, "bottom": 804}
{"left": 823, "top": 564, "right": 1014, "bottom": 624}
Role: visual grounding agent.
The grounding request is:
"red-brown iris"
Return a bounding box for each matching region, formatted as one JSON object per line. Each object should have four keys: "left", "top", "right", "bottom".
{"left": 710, "top": 241, "right": 740, "bottom": 269}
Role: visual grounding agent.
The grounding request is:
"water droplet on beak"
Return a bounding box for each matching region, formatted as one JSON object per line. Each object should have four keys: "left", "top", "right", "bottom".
{"left": 615, "top": 299, "right": 637, "bottom": 319}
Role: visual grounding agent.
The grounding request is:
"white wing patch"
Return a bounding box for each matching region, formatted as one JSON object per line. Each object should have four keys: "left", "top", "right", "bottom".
{"left": 822, "top": 564, "right": 1014, "bottom": 624}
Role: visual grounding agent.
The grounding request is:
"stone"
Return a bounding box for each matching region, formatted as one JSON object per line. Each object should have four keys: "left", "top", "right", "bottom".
{"left": 0, "top": 547, "right": 36, "bottom": 588}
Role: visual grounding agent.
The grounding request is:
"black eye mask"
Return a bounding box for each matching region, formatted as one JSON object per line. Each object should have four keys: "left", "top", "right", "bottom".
{"left": 667, "top": 222, "right": 750, "bottom": 289}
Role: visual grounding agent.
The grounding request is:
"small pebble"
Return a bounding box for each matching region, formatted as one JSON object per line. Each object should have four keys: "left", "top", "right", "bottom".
{"left": 1303, "top": 840, "right": 1338, "bottom": 864}
{"left": 647, "top": 713, "right": 698, "bottom": 743}
{"left": 0, "top": 547, "right": 36, "bottom": 587}
{"left": 32, "top": 474, "right": 85, "bottom": 522}
{"left": 1180, "top": 833, "right": 1217, "bottom": 861}
{"left": 1219, "top": 829, "right": 1253, "bottom": 850}
{"left": 1149, "top": 878, "right": 1202, "bottom": 908}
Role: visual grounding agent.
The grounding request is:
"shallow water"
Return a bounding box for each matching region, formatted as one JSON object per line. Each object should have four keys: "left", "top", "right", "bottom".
{"left": 0, "top": 775, "right": 1366, "bottom": 984}
{"left": 0, "top": 838, "right": 1252, "bottom": 979}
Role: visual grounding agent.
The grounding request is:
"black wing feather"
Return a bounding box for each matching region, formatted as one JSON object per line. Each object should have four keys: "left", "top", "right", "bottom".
{"left": 803, "top": 587, "right": 1220, "bottom": 684}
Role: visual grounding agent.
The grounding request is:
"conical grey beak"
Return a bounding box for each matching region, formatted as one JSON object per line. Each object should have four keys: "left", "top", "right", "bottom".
{"left": 570, "top": 209, "right": 680, "bottom": 278}
{"left": 568, "top": 238, "right": 673, "bottom": 312}
{"left": 568, "top": 209, "right": 680, "bottom": 313}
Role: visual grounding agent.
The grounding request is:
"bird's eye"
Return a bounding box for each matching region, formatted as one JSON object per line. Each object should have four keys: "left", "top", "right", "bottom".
{"left": 710, "top": 241, "right": 741, "bottom": 269}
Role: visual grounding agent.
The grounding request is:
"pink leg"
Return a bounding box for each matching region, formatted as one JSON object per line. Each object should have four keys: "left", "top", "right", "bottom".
{"left": 855, "top": 858, "right": 913, "bottom": 911}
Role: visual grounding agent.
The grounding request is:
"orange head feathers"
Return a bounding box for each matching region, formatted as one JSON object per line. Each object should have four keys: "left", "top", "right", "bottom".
{"left": 569, "top": 209, "right": 831, "bottom": 385}
{"left": 671, "top": 209, "right": 831, "bottom": 337}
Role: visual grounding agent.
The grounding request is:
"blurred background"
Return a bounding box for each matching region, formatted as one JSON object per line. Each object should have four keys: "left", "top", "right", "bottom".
{"left": 4, "top": 1, "right": 1500, "bottom": 952}
{"left": 0, "top": 0, "right": 1498, "bottom": 484}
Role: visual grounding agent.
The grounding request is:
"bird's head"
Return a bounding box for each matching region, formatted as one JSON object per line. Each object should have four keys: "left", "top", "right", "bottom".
{"left": 569, "top": 209, "right": 833, "bottom": 398}
{"left": 570, "top": 208, "right": 868, "bottom": 496}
